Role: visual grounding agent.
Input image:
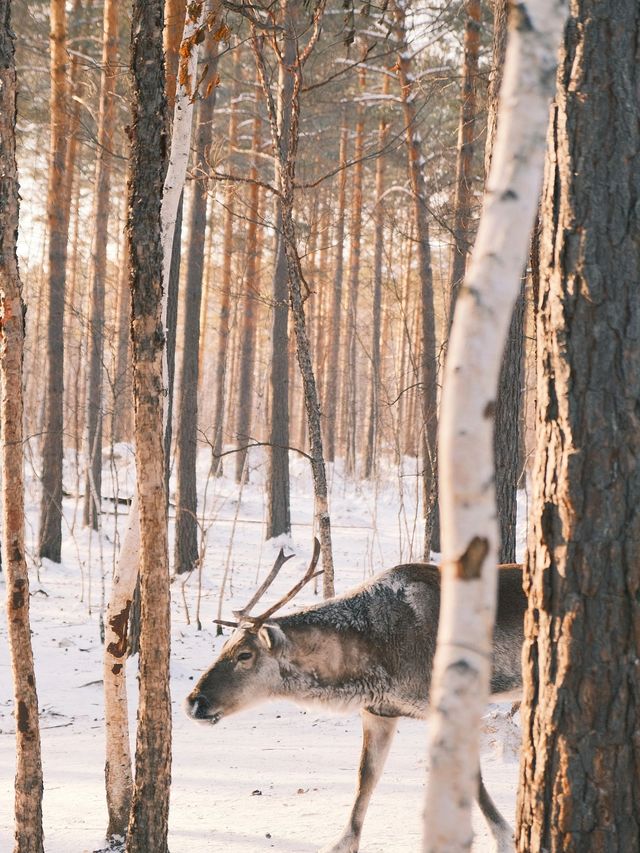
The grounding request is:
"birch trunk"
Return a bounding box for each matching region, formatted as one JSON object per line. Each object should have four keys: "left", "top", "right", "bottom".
{"left": 423, "top": 2, "right": 568, "bottom": 850}
{"left": 103, "top": 1, "right": 213, "bottom": 840}
{"left": 0, "top": 4, "right": 45, "bottom": 848}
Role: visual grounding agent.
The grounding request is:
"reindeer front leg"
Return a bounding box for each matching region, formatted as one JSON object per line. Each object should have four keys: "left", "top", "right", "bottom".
{"left": 319, "top": 709, "right": 397, "bottom": 853}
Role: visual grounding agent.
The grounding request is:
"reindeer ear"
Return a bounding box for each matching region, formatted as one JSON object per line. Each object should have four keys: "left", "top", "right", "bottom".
{"left": 257, "top": 624, "right": 286, "bottom": 653}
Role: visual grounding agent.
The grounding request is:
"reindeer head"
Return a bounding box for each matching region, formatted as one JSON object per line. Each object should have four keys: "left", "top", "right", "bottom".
{"left": 185, "top": 540, "right": 321, "bottom": 725}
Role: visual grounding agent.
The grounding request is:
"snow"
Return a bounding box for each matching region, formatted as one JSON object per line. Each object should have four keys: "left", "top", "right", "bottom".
{"left": 0, "top": 448, "right": 524, "bottom": 851}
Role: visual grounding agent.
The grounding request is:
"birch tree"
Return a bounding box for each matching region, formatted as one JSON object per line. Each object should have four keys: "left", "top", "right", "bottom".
{"left": 423, "top": 2, "right": 568, "bottom": 850}
{"left": 0, "top": 3, "right": 45, "bottom": 849}
{"left": 517, "top": 1, "right": 640, "bottom": 847}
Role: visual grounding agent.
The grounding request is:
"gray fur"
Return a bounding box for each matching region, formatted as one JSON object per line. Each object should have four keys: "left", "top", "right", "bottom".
{"left": 186, "top": 562, "right": 525, "bottom": 852}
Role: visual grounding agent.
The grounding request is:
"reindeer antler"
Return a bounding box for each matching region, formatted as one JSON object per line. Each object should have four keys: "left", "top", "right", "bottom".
{"left": 251, "top": 537, "right": 322, "bottom": 625}
{"left": 232, "top": 547, "right": 295, "bottom": 619}
{"left": 213, "top": 538, "right": 323, "bottom": 630}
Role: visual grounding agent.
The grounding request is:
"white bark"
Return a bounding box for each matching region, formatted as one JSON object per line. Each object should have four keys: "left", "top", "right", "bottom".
{"left": 102, "top": 2, "right": 214, "bottom": 838}
{"left": 422, "top": 3, "right": 568, "bottom": 852}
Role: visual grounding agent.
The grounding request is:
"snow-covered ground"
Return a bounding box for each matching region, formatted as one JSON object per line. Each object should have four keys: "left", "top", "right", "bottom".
{"left": 0, "top": 447, "right": 524, "bottom": 851}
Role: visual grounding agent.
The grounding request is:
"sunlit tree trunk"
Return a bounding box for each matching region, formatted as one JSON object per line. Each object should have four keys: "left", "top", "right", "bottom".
{"left": 517, "top": 1, "right": 640, "bottom": 848}
{"left": 83, "top": 0, "right": 119, "bottom": 530}
{"left": 392, "top": 0, "right": 440, "bottom": 557}
{"left": 364, "top": 75, "right": 390, "bottom": 479}
{"left": 39, "top": 0, "right": 68, "bottom": 562}
{"left": 447, "top": 0, "right": 481, "bottom": 313}
{"left": 423, "top": 2, "right": 567, "bottom": 849}
{"left": 174, "top": 37, "right": 219, "bottom": 573}
{"left": 211, "top": 54, "right": 239, "bottom": 475}
{"left": 254, "top": 0, "right": 334, "bottom": 593}
{"left": 343, "top": 69, "right": 364, "bottom": 478}
{"left": 0, "top": 5, "right": 45, "bottom": 848}
{"left": 265, "top": 5, "right": 294, "bottom": 540}
{"left": 124, "top": 0, "right": 171, "bottom": 848}
{"left": 235, "top": 81, "right": 263, "bottom": 483}
{"left": 488, "top": 0, "right": 525, "bottom": 565}
{"left": 325, "top": 119, "right": 348, "bottom": 463}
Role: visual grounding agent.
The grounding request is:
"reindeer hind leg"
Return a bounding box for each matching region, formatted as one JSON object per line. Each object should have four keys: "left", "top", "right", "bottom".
{"left": 477, "top": 772, "right": 514, "bottom": 853}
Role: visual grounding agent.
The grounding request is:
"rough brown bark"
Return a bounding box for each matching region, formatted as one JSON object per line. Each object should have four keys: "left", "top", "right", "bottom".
{"left": 235, "top": 82, "right": 262, "bottom": 483}
{"left": 174, "top": 38, "right": 219, "bottom": 574}
{"left": 83, "top": 0, "right": 118, "bottom": 530}
{"left": 0, "top": 4, "right": 45, "bottom": 848}
{"left": 39, "top": 0, "right": 68, "bottom": 562}
{"left": 516, "top": 3, "right": 640, "bottom": 850}
{"left": 124, "top": 0, "right": 171, "bottom": 849}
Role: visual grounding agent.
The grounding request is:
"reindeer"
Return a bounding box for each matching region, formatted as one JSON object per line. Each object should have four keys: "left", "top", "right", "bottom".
{"left": 185, "top": 540, "right": 525, "bottom": 853}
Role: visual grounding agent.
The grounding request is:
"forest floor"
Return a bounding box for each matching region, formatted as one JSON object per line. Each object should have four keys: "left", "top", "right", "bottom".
{"left": 0, "top": 446, "right": 525, "bottom": 852}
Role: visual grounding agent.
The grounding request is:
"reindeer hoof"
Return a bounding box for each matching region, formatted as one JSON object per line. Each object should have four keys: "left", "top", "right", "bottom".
{"left": 317, "top": 834, "right": 358, "bottom": 853}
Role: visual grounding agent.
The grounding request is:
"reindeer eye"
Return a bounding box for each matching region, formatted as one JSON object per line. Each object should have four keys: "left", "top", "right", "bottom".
{"left": 237, "top": 651, "right": 253, "bottom": 662}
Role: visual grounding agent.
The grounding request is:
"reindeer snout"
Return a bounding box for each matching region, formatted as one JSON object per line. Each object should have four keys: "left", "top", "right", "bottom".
{"left": 185, "top": 692, "right": 210, "bottom": 720}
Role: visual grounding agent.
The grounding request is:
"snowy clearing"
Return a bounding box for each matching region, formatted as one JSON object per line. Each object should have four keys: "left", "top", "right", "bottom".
{"left": 1, "top": 448, "right": 523, "bottom": 851}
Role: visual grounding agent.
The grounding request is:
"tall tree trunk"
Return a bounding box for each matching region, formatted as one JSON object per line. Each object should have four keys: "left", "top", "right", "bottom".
{"left": 104, "top": 4, "right": 212, "bottom": 841}
{"left": 162, "top": 0, "right": 186, "bottom": 490}
{"left": 112, "top": 250, "right": 132, "bottom": 443}
{"left": 423, "top": 1, "right": 567, "bottom": 848}
{"left": 211, "top": 56, "right": 239, "bottom": 475}
{"left": 392, "top": 0, "right": 439, "bottom": 557}
{"left": 447, "top": 0, "right": 481, "bottom": 314}
{"left": 265, "top": 11, "right": 294, "bottom": 540}
{"left": 254, "top": 0, "right": 334, "bottom": 593}
{"left": 235, "top": 82, "right": 262, "bottom": 483}
{"left": 0, "top": 4, "right": 45, "bottom": 847}
{"left": 83, "top": 0, "right": 119, "bottom": 530}
{"left": 125, "top": 0, "right": 171, "bottom": 849}
{"left": 325, "top": 119, "right": 348, "bottom": 463}
{"left": 516, "top": 2, "right": 640, "bottom": 849}
{"left": 364, "top": 76, "right": 389, "bottom": 479}
{"left": 39, "top": 0, "right": 68, "bottom": 562}
{"left": 343, "top": 69, "right": 365, "bottom": 479}
{"left": 174, "top": 37, "right": 219, "bottom": 574}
